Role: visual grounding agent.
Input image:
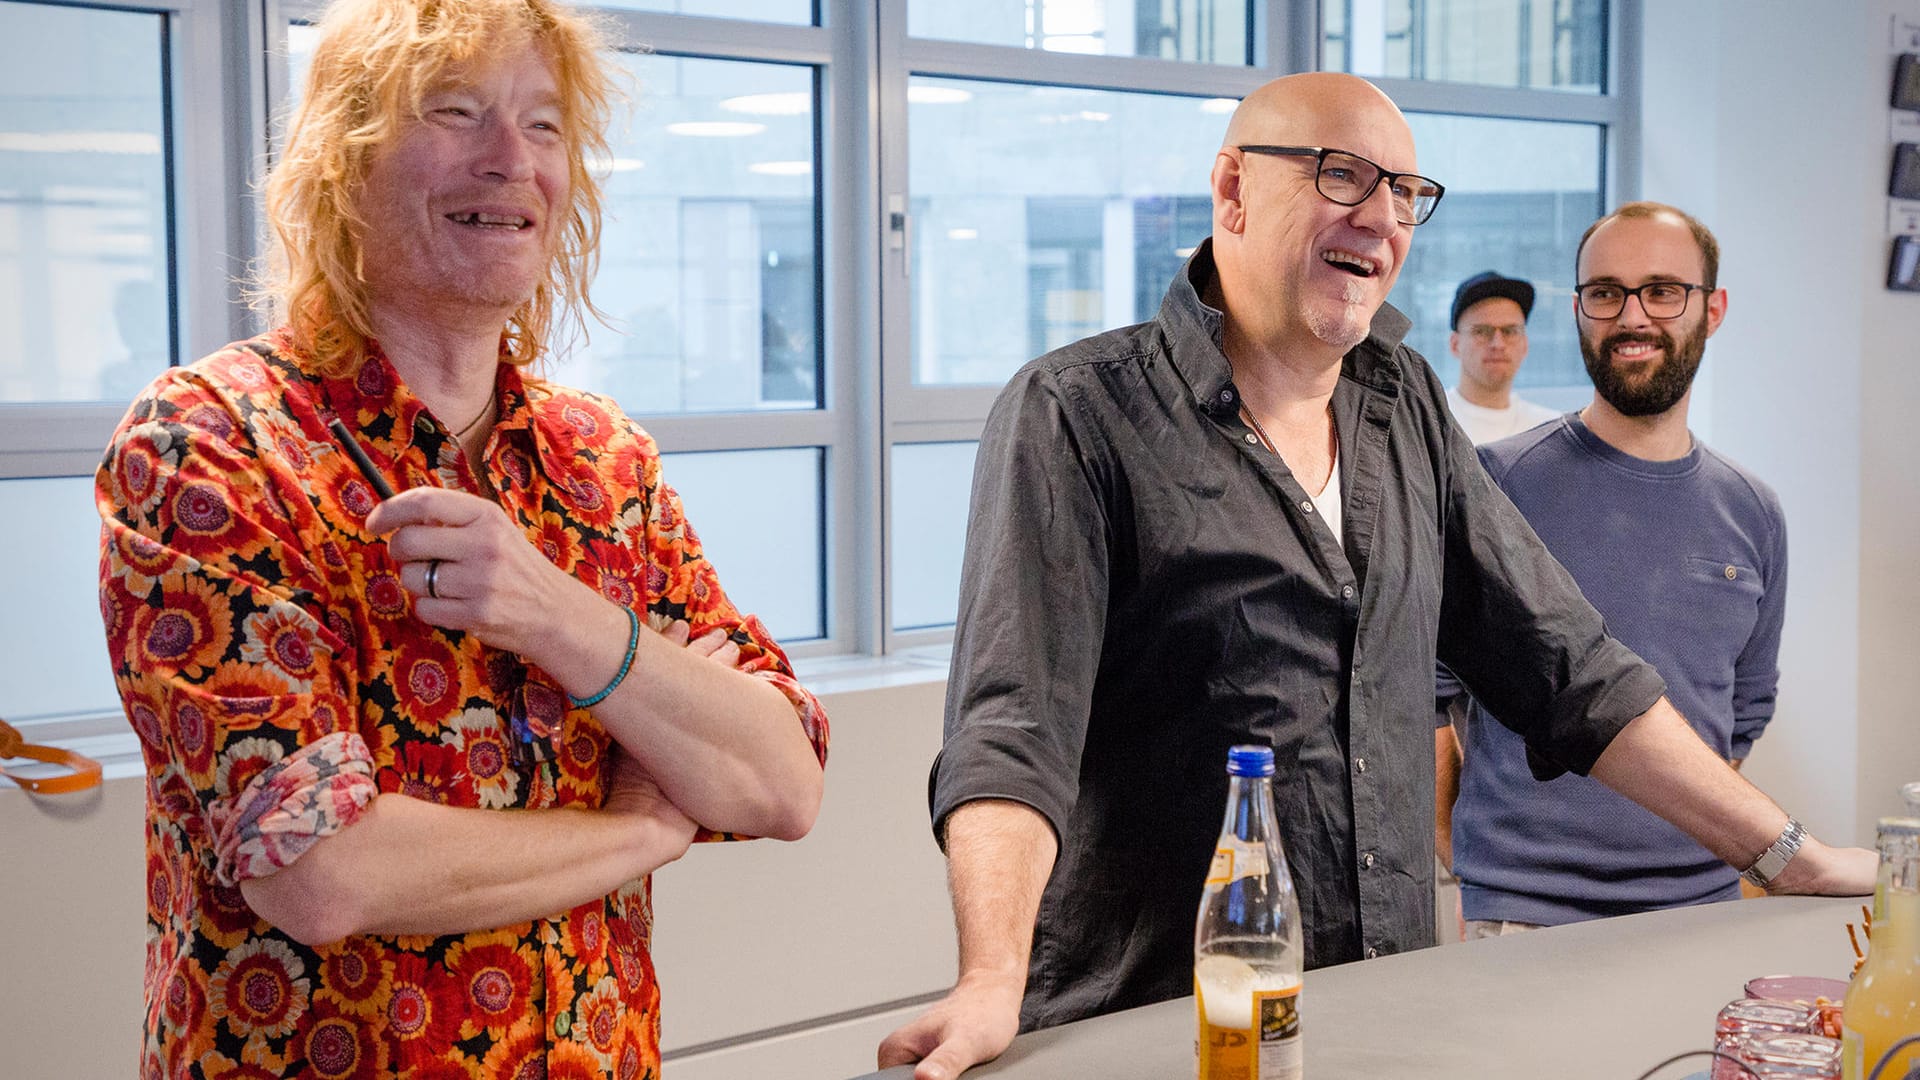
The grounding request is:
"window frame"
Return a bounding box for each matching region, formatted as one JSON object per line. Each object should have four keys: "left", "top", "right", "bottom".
{"left": 0, "top": 0, "right": 1644, "bottom": 730}
{"left": 0, "top": 0, "right": 262, "bottom": 478}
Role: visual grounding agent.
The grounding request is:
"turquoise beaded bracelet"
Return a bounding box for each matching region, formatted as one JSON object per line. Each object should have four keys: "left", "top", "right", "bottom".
{"left": 570, "top": 607, "right": 640, "bottom": 708}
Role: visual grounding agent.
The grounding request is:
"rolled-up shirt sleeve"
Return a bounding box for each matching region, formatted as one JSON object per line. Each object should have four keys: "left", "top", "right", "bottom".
{"left": 1435, "top": 409, "right": 1667, "bottom": 780}
{"left": 929, "top": 366, "right": 1111, "bottom": 847}
{"left": 211, "top": 730, "right": 376, "bottom": 886}
{"left": 98, "top": 390, "right": 374, "bottom": 886}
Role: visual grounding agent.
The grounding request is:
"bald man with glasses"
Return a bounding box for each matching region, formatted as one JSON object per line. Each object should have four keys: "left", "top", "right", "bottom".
{"left": 880, "top": 76, "right": 1872, "bottom": 1080}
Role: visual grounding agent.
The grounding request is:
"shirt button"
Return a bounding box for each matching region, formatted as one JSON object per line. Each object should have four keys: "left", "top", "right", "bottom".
{"left": 1219, "top": 388, "right": 1235, "bottom": 404}
{"left": 1355, "top": 757, "right": 1368, "bottom": 774}
{"left": 1365, "top": 946, "right": 1380, "bottom": 960}
{"left": 1361, "top": 852, "right": 1376, "bottom": 870}
{"left": 1245, "top": 433, "right": 1259, "bottom": 445}
{"left": 1341, "top": 584, "right": 1354, "bottom": 600}
{"left": 1300, "top": 500, "right": 1314, "bottom": 513}
{"left": 1724, "top": 565, "right": 1737, "bottom": 580}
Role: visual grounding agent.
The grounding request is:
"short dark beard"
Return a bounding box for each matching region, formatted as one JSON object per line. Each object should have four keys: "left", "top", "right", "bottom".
{"left": 1580, "top": 317, "right": 1707, "bottom": 417}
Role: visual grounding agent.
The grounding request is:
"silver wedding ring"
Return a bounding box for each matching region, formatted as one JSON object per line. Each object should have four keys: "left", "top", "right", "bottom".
{"left": 426, "top": 559, "right": 443, "bottom": 599}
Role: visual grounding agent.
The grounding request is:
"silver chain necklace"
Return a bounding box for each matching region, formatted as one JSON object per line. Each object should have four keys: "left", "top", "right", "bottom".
{"left": 1240, "top": 400, "right": 1336, "bottom": 459}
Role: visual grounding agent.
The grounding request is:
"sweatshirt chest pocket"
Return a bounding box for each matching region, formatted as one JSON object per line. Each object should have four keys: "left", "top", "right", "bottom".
{"left": 1679, "top": 555, "right": 1764, "bottom": 635}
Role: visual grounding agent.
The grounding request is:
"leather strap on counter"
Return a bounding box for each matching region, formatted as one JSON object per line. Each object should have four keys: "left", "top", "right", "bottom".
{"left": 0, "top": 718, "right": 103, "bottom": 795}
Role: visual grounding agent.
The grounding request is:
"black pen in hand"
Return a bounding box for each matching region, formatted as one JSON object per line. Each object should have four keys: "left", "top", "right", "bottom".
{"left": 327, "top": 417, "right": 396, "bottom": 500}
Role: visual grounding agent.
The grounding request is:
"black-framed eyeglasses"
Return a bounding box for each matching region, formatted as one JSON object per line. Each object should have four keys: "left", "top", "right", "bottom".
{"left": 1573, "top": 281, "right": 1705, "bottom": 320}
{"left": 1236, "top": 144, "right": 1445, "bottom": 226}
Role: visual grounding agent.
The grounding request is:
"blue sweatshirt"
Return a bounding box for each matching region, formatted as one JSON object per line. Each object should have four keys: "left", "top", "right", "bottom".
{"left": 1453, "top": 414, "right": 1788, "bottom": 926}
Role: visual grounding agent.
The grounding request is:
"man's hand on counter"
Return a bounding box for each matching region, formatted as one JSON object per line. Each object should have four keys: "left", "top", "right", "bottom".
{"left": 877, "top": 970, "right": 1024, "bottom": 1080}
{"left": 1769, "top": 837, "right": 1877, "bottom": 897}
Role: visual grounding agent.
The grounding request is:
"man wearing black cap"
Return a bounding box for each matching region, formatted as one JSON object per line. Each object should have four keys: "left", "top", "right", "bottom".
{"left": 1445, "top": 270, "right": 1559, "bottom": 444}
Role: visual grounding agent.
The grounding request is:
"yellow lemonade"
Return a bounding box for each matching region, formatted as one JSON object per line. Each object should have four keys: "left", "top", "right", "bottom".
{"left": 1843, "top": 821, "right": 1920, "bottom": 1080}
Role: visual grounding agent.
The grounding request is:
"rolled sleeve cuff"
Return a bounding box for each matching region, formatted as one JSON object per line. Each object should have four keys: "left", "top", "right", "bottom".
{"left": 927, "top": 727, "right": 1073, "bottom": 853}
{"left": 210, "top": 731, "right": 377, "bottom": 887}
{"left": 1527, "top": 654, "right": 1668, "bottom": 781}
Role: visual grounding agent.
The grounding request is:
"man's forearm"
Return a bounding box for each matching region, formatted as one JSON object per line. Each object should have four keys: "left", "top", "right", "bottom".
{"left": 1589, "top": 697, "right": 1873, "bottom": 894}
{"left": 944, "top": 799, "right": 1060, "bottom": 985}
{"left": 240, "top": 791, "right": 690, "bottom": 945}
{"left": 1589, "top": 698, "right": 1777, "bottom": 868}
{"left": 539, "top": 592, "right": 824, "bottom": 841}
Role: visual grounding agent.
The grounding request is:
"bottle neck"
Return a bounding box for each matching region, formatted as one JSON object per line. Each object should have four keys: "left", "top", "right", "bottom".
{"left": 1869, "top": 828, "right": 1920, "bottom": 957}
{"left": 1222, "top": 774, "right": 1276, "bottom": 843}
{"left": 1878, "top": 828, "right": 1920, "bottom": 895}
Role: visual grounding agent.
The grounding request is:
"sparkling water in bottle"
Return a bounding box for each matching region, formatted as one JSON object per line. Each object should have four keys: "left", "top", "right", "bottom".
{"left": 1195, "top": 744, "right": 1303, "bottom": 1080}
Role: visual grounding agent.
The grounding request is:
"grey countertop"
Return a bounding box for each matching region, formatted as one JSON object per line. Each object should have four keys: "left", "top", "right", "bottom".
{"left": 850, "top": 895, "right": 1860, "bottom": 1079}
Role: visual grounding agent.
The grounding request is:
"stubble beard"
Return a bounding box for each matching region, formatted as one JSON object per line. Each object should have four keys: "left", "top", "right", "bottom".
{"left": 1306, "top": 276, "right": 1372, "bottom": 353}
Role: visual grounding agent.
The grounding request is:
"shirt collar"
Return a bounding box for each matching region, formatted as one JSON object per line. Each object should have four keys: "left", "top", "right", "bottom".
{"left": 1157, "top": 238, "right": 1414, "bottom": 415}
{"left": 313, "top": 337, "right": 432, "bottom": 449}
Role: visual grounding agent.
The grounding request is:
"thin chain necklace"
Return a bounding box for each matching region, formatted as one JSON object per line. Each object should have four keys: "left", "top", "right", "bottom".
{"left": 1240, "top": 400, "right": 1337, "bottom": 460}
{"left": 450, "top": 395, "right": 496, "bottom": 439}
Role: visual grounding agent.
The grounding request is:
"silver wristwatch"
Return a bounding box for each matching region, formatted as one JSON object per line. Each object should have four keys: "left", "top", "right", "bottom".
{"left": 1740, "top": 817, "right": 1808, "bottom": 888}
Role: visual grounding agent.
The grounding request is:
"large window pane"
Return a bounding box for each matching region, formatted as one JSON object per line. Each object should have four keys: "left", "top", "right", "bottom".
{"left": 0, "top": 2, "right": 170, "bottom": 404}
{"left": 280, "top": 40, "right": 821, "bottom": 417}
{"left": 1323, "top": 0, "right": 1606, "bottom": 93}
{"left": 594, "top": 0, "right": 811, "bottom": 25}
{"left": 661, "top": 447, "right": 823, "bottom": 642}
{"left": 562, "top": 55, "right": 819, "bottom": 414}
{"left": 909, "top": 79, "right": 1226, "bottom": 386}
{"left": 1391, "top": 113, "right": 1602, "bottom": 393}
{"left": 0, "top": 478, "right": 119, "bottom": 721}
{"left": 909, "top": 0, "right": 1248, "bottom": 63}
{"left": 891, "top": 441, "right": 976, "bottom": 631}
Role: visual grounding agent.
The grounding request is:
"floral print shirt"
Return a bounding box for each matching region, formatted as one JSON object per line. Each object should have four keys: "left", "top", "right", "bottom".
{"left": 97, "top": 329, "right": 829, "bottom": 1080}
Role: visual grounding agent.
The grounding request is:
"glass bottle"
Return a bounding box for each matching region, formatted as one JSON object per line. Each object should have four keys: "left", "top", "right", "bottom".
{"left": 1841, "top": 817, "right": 1920, "bottom": 1079}
{"left": 1195, "top": 744, "right": 1303, "bottom": 1080}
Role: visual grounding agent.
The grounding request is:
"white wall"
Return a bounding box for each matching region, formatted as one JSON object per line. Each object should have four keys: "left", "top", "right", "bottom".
{"left": 0, "top": 676, "right": 954, "bottom": 1080}
{"left": 1643, "top": 0, "right": 1920, "bottom": 842}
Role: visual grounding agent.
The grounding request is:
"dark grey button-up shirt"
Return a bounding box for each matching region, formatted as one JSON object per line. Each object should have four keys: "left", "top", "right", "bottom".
{"left": 929, "top": 241, "right": 1666, "bottom": 1032}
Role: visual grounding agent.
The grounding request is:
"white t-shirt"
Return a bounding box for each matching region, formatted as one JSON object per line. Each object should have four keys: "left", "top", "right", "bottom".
{"left": 1310, "top": 454, "right": 1342, "bottom": 541}
{"left": 1445, "top": 387, "right": 1561, "bottom": 446}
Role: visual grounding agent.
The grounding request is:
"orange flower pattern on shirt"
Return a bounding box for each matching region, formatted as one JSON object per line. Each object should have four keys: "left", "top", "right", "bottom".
{"left": 98, "top": 330, "right": 829, "bottom": 1078}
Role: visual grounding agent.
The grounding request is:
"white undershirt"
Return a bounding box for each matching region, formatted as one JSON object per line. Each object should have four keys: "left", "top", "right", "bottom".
{"left": 1310, "top": 453, "right": 1343, "bottom": 541}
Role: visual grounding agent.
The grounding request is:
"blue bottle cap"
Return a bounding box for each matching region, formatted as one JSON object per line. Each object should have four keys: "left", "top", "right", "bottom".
{"left": 1227, "top": 744, "right": 1274, "bottom": 777}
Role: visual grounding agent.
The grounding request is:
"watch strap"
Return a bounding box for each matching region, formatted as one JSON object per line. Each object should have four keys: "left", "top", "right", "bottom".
{"left": 1740, "top": 817, "right": 1808, "bottom": 889}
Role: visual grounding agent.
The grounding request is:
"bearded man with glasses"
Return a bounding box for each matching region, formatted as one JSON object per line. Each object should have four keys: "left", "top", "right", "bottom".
{"left": 882, "top": 76, "right": 1871, "bottom": 1080}
{"left": 1437, "top": 201, "right": 1794, "bottom": 940}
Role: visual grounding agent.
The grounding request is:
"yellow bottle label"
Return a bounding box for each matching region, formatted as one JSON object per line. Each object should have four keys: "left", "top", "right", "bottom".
{"left": 1207, "top": 849, "right": 1234, "bottom": 887}
{"left": 1196, "top": 972, "right": 1302, "bottom": 1080}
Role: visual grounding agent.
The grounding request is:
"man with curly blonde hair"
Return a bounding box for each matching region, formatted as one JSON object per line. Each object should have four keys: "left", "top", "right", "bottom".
{"left": 96, "top": 2, "right": 829, "bottom": 1076}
